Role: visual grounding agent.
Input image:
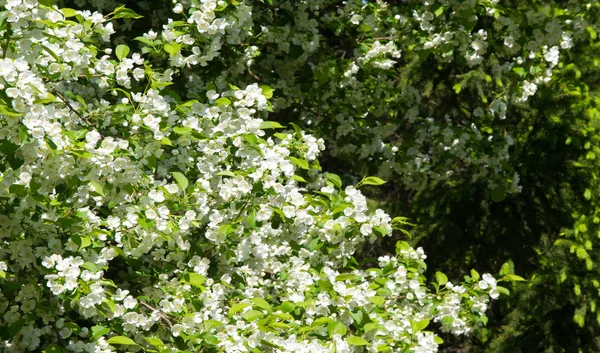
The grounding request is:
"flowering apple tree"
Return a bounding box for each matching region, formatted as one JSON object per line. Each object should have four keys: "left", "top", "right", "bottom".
{"left": 0, "top": 0, "right": 513, "bottom": 352}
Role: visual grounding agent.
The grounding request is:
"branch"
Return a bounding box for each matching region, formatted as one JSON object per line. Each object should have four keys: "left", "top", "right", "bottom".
{"left": 139, "top": 301, "right": 174, "bottom": 329}
{"left": 52, "top": 89, "right": 94, "bottom": 127}
{"left": 248, "top": 68, "right": 261, "bottom": 81}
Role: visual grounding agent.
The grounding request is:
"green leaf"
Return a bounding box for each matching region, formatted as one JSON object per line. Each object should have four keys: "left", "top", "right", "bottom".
{"left": 512, "top": 67, "right": 526, "bottom": 77}
{"left": 346, "top": 336, "right": 369, "bottom": 346}
{"left": 183, "top": 273, "right": 206, "bottom": 287}
{"left": 242, "top": 310, "right": 265, "bottom": 321}
{"left": 160, "top": 137, "right": 173, "bottom": 146}
{"left": 106, "top": 336, "right": 138, "bottom": 345}
{"left": 586, "top": 25, "right": 597, "bottom": 41}
{"left": 215, "top": 97, "right": 231, "bottom": 106}
{"left": 81, "top": 262, "right": 97, "bottom": 272}
{"left": 259, "top": 121, "right": 285, "bottom": 129}
{"left": 434, "top": 336, "right": 444, "bottom": 344}
{"left": 587, "top": 26, "right": 598, "bottom": 40}
{"left": 503, "top": 274, "right": 526, "bottom": 282}
{"left": 250, "top": 298, "right": 272, "bottom": 311}
{"left": 411, "top": 319, "right": 430, "bottom": 333}
{"left": 364, "top": 323, "right": 383, "bottom": 333}
{"left": 292, "top": 175, "right": 307, "bottom": 183}
{"left": 335, "top": 273, "right": 358, "bottom": 281}
{"left": 280, "top": 301, "right": 295, "bottom": 313}
{"left": 377, "top": 344, "right": 392, "bottom": 352}
{"left": 63, "top": 323, "right": 81, "bottom": 332}
{"left": 204, "top": 335, "right": 220, "bottom": 345}
{"left": 134, "top": 36, "right": 155, "bottom": 46}
{"left": 260, "top": 85, "right": 275, "bottom": 99}
{"left": 112, "top": 5, "right": 143, "bottom": 19}
{"left": 290, "top": 157, "right": 309, "bottom": 170}
{"left": 89, "top": 181, "right": 105, "bottom": 196}
{"left": 435, "top": 271, "right": 448, "bottom": 286}
{"left": 360, "top": 176, "right": 387, "bottom": 186}
{"left": 496, "top": 286, "right": 510, "bottom": 296}
{"left": 115, "top": 44, "right": 130, "bottom": 61}
{"left": 260, "top": 339, "right": 282, "bottom": 349}
{"left": 0, "top": 105, "right": 22, "bottom": 117}
{"left": 204, "top": 320, "right": 223, "bottom": 330}
{"left": 72, "top": 235, "right": 92, "bottom": 249}
{"left": 471, "top": 269, "right": 480, "bottom": 282}
{"left": 368, "top": 296, "right": 385, "bottom": 306}
{"left": 171, "top": 171, "right": 189, "bottom": 190}
{"left": 61, "top": 8, "right": 78, "bottom": 17}
{"left": 349, "top": 310, "right": 364, "bottom": 326}
{"left": 38, "top": 0, "right": 56, "bottom": 6}
{"left": 228, "top": 303, "right": 251, "bottom": 317}
{"left": 328, "top": 321, "right": 347, "bottom": 337}
{"left": 164, "top": 43, "right": 181, "bottom": 55}
{"left": 173, "top": 126, "right": 192, "bottom": 135}
{"left": 9, "top": 184, "right": 27, "bottom": 197}
{"left": 499, "top": 261, "right": 513, "bottom": 276}
{"left": 317, "top": 279, "right": 333, "bottom": 290}
{"left": 312, "top": 317, "right": 335, "bottom": 326}
{"left": 39, "top": 44, "right": 61, "bottom": 62}
{"left": 584, "top": 189, "right": 592, "bottom": 200}
{"left": 144, "top": 337, "right": 164, "bottom": 348}
{"left": 325, "top": 173, "right": 342, "bottom": 189}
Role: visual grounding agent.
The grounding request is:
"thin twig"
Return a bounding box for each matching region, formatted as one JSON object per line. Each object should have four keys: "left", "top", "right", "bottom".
{"left": 248, "top": 68, "right": 261, "bottom": 81}
{"left": 139, "top": 301, "right": 174, "bottom": 329}
{"left": 53, "top": 89, "right": 94, "bottom": 127}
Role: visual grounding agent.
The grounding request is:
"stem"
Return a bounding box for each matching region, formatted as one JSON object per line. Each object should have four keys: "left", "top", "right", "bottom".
{"left": 139, "top": 301, "right": 174, "bottom": 329}
{"left": 53, "top": 89, "right": 95, "bottom": 128}
{"left": 2, "top": 30, "right": 10, "bottom": 59}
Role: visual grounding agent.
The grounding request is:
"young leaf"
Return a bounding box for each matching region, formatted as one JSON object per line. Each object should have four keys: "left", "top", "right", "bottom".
{"left": 360, "top": 176, "right": 387, "bottom": 186}
{"left": 346, "top": 336, "right": 369, "bottom": 346}
{"left": 115, "top": 44, "right": 130, "bottom": 61}
{"left": 61, "top": 8, "right": 78, "bottom": 17}
{"left": 259, "top": 121, "right": 285, "bottom": 129}
{"left": 280, "top": 301, "right": 295, "bottom": 313}
{"left": 164, "top": 43, "right": 181, "bottom": 55}
{"left": 325, "top": 173, "right": 342, "bottom": 189}
{"left": 327, "top": 321, "right": 347, "bottom": 337}
{"left": 290, "top": 157, "right": 309, "bottom": 170}
{"left": 183, "top": 273, "right": 206, "bottom": 287}
{"left": 144, "top": 337, "right": 164, "bottom": 348}
{"left": 250, "top": 297, "right": 272, "bottom": 312}
{"left": 435, "top": 271, "right": 448, "bottom": 286}
{"left": 106, "top": 336, "right": 138, "bottom": 345}
{"left": 410, "top": 319, "right": 430, "bottom": 333}
{"left": 113, "top": 6, "right": 143, "bottom": 19}
{"left": 89, "top": 181, "right": 105, "bottom": 196}
{"left": 503, "top": 274, "right": 526, "bottom": 281}
{"left": 260, "top": 85, "right": 275, "bottom": 99}
{"left": 228, "top": 303, "right": 251, "bottom": 317}
{"left": 171, "top": 171, "right": 189, "bottom": 190}
{"left": 242, "top": 310, "right": 264, "bottom": 321}
{"left": 91, "top": 326, "right": 110, "bottom": 339}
